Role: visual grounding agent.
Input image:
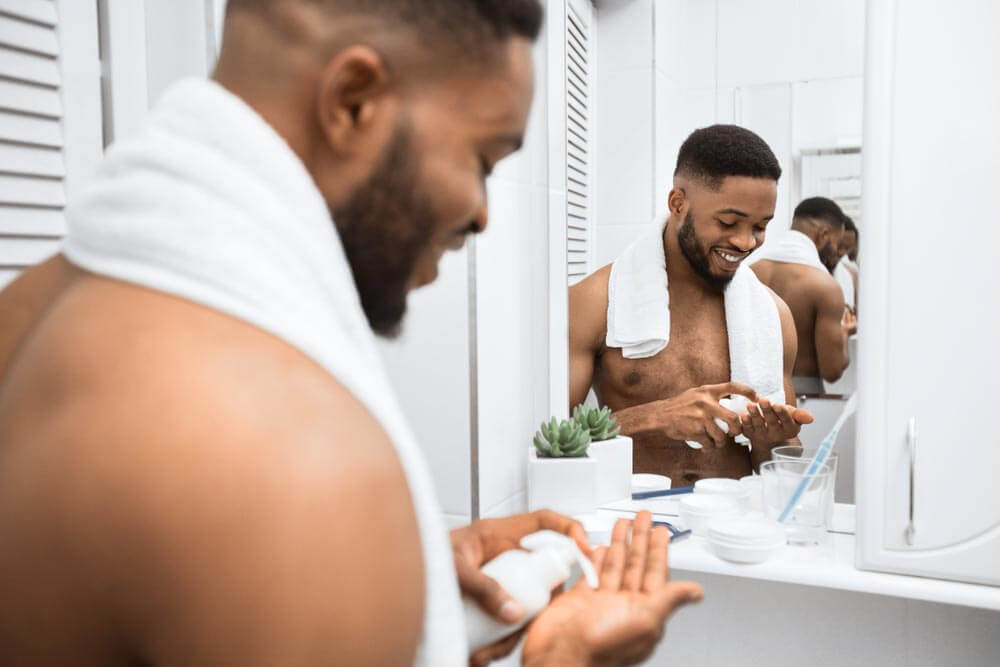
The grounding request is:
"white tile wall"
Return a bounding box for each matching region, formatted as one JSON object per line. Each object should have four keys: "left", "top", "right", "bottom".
{"left": 716, "top": 0, "right": 798, "bottom": 88}
{"left": 473, "top": 9, "right": 556, "bottom": 518}
{"left": 595, "top": 66, "right": 655, "bottom": 225}
{"left": 654, "top": 0, "right": 717, "bottom": 90}
{"left": 795, "top": 76, "right": 865, "bottom": 149}
{"left": 594, "top": 222, "right": 650, "bottom": 270}
{"left": 376, "top": 248, "right": 471, "bottom": 519}
{"left": 476, "top": 177, "right": 535, "bottom": 517}
{"left": 642, "top": 572, "right": 1000, "bottom": 667}
{"left": 737, "top": 83, "right": 793, "bottom": 229}
{"left": 794, "top": 0, "right": 866, "bottom": 81}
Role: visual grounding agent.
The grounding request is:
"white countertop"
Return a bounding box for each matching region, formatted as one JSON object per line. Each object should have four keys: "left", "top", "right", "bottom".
{"left": 594, "top": 500, "right": 1000, "bottom": 612}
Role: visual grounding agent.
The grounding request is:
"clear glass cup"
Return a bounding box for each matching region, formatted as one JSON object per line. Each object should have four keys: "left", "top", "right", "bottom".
{"left": 759, "top": 459, "right": 835, "bottom": 546}
{"left": 770, "top": 445, "right": 838, "bottom": 524}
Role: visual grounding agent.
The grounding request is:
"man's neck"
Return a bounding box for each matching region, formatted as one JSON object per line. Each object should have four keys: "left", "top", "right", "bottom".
{"left": 662, "top": 216, "right": 723, "bottom": 301}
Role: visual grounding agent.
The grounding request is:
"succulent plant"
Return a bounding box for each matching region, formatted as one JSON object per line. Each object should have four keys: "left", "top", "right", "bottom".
{"left": 533, "top": 417, "right": 591, "bottom": 458}
{"left": 572, "top": 405, "right": 621, "bottom": 442}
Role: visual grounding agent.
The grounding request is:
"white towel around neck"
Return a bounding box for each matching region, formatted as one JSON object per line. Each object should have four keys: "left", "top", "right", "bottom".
{"left": 605, "top": 220, "right": 786, "bottom": 446}
{"left": 750, "top": 229, "right": 829, "bottom": 274}
{"left": 62, "top": 78, "right": 465, "bottom": 666}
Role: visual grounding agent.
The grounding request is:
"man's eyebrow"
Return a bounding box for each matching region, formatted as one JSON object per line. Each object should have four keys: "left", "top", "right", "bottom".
{"left": 716, "top": 208, "right": 749, "bottom": 217}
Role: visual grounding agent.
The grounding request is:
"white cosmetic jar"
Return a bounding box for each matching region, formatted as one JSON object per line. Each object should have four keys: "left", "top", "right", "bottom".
{"left": 738, "top": 475, "right": 764, "bottom": 512}
{"left": 694, "top": 477, "right": 750, "bottom": 509}
{"left": 631, "top": 473, "right": 671, "bottom": 493}
{"left": 707, "top": 516, "right": 785, "bottom": 564}
{"left": 679, "top": 494, "right": 741, "bottom": 536}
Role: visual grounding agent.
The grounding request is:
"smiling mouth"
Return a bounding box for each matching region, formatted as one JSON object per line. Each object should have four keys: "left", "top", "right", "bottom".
{"left": 713, "top": 248, "right": 748, "bottom": 268}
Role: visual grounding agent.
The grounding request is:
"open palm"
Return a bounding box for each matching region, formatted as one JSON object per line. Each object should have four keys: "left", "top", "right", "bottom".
{"left": 522, "top": 512, "right": 703, "bottom": 667}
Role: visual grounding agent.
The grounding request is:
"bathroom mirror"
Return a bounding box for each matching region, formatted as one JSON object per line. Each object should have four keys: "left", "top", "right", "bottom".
{"left": 564, "top": 0, "right": 865, "bottom": 505}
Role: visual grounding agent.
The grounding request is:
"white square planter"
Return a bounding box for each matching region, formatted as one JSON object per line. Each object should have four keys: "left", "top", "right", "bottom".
{"left": 589, "top": 435, "right": 633, "bottom": 505}
{"left": 527, "top": 447, "right": 598, "bottom": 516}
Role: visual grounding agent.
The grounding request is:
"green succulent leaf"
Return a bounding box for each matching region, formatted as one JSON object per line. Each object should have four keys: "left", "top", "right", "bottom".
{"left": 570, "top": 404, "right": 621, "bottom": 442}
{"left": 533, "top": 415, "right": 591, "bottom": 458}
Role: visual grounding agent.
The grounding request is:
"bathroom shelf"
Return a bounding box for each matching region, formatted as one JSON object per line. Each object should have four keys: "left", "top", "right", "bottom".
{"left": 595, "top": 504, "right": 1000, "bottom": 612}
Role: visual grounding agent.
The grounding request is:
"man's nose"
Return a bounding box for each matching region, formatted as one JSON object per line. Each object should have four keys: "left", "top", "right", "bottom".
{"left": 730, "top": 227, "right": 757, "bottom": 252}
{"left": 470, "top": 201, "right": 488, "bottom": 235}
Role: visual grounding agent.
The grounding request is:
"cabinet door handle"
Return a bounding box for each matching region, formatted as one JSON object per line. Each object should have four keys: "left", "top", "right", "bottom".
{"left": 905, "top": 417, "right": 917, "bottom": 546}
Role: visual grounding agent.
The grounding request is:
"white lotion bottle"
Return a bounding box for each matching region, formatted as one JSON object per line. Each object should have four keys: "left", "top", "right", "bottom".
{"left": 464, "top": 530, "right": 599, "bottom": 653}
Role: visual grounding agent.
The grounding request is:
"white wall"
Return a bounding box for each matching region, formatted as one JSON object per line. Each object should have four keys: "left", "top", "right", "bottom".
{"left": 593, "top": 0, "right": 658, "bottom": 270}
{"left": 376, "top": 250, "right": 473, "bottom": 528}
{"left": 646, "top": 572, "right": 1000, "bottom": 667}
{"left": 474, "top": 0, "right": 561, "bottom": 519}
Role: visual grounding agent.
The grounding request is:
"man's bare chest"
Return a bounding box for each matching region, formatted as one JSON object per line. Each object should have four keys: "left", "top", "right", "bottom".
{"left": 596, "top": 311, "right": 731, "bottom": 406}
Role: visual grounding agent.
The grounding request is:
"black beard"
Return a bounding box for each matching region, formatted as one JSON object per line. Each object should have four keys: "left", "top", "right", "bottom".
{"left": 331, "top": 123, "right": 436, "bottom": 338}
{"left": 820, "top": 241, "right": 840, "bottom": 272}
{"left": 677, "top": 210, "right": 734, "bottom": 292}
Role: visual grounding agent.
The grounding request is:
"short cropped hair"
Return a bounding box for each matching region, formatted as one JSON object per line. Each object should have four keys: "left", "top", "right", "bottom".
{"left": 227, "top": 0, "right": 544, "bottom": 61}
{"left": 674, "top": 124, "right": 782, "bottom": 189}
{"left": 793, "top": 197, "right": 846, "bottom": 228}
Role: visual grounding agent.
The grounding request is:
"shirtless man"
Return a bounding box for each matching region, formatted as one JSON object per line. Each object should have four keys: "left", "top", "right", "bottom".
{"left": 0, "top": 1, "right": 701, "bottom": 665}
{"left": 570, "top": 126, "right": 812, "bottom": 485}
{"left": 751, "top": 197, "right": 858, "bottom": 394}
{"left": 835, "top": 216, "right": 860, "bottom": 313}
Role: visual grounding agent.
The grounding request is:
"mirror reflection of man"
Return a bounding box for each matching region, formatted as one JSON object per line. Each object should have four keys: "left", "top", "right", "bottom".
{"left": 751, "top": 197, "right": 858, "bottom": 394}
{"left": 0, "top": 1, "right": 704, "bottom": 665}
{"left": 835, "top": 216, "right": 860, "bottom": 313}
{"left": 569, "top": 125, "right": 813, "bottom": 485}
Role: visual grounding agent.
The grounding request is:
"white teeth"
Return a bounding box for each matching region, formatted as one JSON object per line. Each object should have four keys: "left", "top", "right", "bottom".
{"left": 717, "top": 250, "right": 742, "bottom": 263}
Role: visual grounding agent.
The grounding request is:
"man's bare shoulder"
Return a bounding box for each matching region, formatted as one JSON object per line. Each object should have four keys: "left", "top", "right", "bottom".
{"left": 568, "top": 263, "right": 612, "bottom": 350}
{"left": 797, "top": 266, "right": 845, "bottom": 308}
{"left": 0, "top": 276, "right": 424, "bottom": 664}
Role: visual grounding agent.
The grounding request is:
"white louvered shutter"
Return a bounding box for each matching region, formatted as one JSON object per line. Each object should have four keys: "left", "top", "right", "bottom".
{"left": 565, "top": 0, "right": 593, "bottom": 286}
{"left": 0, "top": 0, "right": 102, "bottom": 289}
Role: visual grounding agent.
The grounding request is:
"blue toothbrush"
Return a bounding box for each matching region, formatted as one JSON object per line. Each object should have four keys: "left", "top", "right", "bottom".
{"left": 777, "top": 394, "right": 857, "bottom": 523}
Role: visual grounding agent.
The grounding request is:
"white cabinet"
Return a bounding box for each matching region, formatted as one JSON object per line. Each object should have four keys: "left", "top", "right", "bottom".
{"left": 856, "top": 0, "right": 1000, "bottom": 586}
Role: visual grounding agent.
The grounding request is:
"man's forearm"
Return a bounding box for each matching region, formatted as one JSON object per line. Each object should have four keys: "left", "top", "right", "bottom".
{"left": 611, "top": 403, "right": 660, "bottom": 438}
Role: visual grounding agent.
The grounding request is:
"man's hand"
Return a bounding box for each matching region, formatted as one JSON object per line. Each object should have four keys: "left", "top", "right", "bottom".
{"left": 630, "top": 382, "right": 758, "bottom": 449}
{"left": 740, "top": 397, "right": 814, "bottom": 448}
{"left": 842, "top": 308, "right": 858, "bottom": 336}
{"left": 451, "top": 510, "right": 590, "bottom": 667}
{"left": 522, "top": 512, "right": 703, "bottom": 667}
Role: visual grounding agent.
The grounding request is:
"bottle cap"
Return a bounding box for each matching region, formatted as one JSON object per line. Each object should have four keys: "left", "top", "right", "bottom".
{"left": 520, "top": 530, "right": 599, "bottom": 588}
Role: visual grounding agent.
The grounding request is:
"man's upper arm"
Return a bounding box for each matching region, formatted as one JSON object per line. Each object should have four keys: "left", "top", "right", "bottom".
{"left": 96, "top": 361, "right": 426, "bottom": 665}
{"left": 812, "top": 278, "right": 849, "bottom": 383}
{"left": 767, "top": 288, "right": 799, "bottom": 406}
{"left": 568, "top": 267, "right": 610, "bottom": 409}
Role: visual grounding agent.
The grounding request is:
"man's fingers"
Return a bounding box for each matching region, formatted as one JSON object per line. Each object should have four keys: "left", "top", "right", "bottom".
{"left": 600, "top": 519, "right": 631, "bottom": 590}
{"left": 531, "top": 509, "right": 591, "bottom": 555}
{"left": 623, "top": 511, "right": 651, "bottom": 591}
{"left": 704, "top": 420, "right": 729, "bottom": 449}
{"left": 791, "top": 407, "right": 814, "bottom": 425}
{"left": 770, "top": 403, "right": 792, "bottom": 434}
{"left": 642, "top": 524, "right": 671, "bottom": 593}
{"left": 468, "top": 629, "right": 525, "bottom": 667}
{"left": 457, "top": 561, "right": 524, "bottom": 624}
{"left": 709, "top": 382, "right": 758, "bottom": 401}
{"left": 651, "top": 581, "right": 705, "bottom": 620}
{"left": 708, "top": 404, "right": 743, "bottom": 437}
{"left": 747, "top": 403, "right": 766, "bottom": 432}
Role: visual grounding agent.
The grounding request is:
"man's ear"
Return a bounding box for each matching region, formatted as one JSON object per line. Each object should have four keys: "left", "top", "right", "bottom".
{"left": 667, "top": 187, "right": 687, "bottom": 217}
{"left": 316, "top": 45, "right": 392, "bottom": 154}
{"left": 816, "top": 226, "right": 830, "bottom": 247}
